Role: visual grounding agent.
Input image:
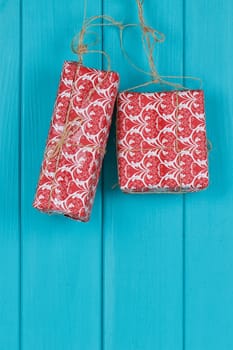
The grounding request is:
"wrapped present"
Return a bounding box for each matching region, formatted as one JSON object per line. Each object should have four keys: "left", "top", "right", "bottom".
{"left": 117, "top": 89, "right": 209, "bottom": 193}
{"left": 33, "top": 61, "right": 119, "bottom": 222}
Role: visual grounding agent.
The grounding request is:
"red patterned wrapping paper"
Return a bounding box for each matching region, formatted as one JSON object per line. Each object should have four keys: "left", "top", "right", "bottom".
{"left": 33, "top": 61, "right": 119, "bottom": 221}
{"left": 117, "top": 90, "right": 209, "bottom": 193}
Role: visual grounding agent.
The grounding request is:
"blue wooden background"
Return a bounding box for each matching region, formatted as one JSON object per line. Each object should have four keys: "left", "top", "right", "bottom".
{"left": 0, "top": 0, "right": 233, "bottom": 349}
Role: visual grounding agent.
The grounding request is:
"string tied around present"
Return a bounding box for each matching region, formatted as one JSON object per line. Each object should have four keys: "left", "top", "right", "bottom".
{"left": 46, "top": 64, "right": 108, "bottom": 209}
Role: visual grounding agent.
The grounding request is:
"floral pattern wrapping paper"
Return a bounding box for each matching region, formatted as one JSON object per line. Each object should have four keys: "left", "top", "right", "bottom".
{"left": 33, "top": 61, "right": 119, "bottom": 222}
{"left": 117, "top": 89, "right": 209, "bottom": 193}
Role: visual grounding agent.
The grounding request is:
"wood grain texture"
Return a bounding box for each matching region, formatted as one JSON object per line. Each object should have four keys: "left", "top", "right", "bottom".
{"left": 0, "top": 0, "right": 233, "bottom": 349}
{"left": 184, "top": 1, "right": 233, "bottom": 349}
{"left": 102, "top": 1, "right": 184, "bottom": 349}
{"left": 0, "top": 1, "right": 20, "bottom": 349}
{"left": 21, "top": 1, "right": 102, "bottom": 349}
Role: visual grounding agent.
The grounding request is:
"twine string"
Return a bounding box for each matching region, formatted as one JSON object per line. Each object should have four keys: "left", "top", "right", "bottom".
{"left": 69, "top": 0, "right": 204, "bottom": 193}
{"left": 46, "top": 65, "right": 106, "bottom": 209}
{"left": 136, "top": 0, "right": 162, "bottom": 81}
{"left": 72, "top": 15, "right": 126, "bottom": 71}
{"left": 122, "top": 0, "right": 202, "bottom": 91}
{"left": 71, "top": 0, "right": 202, "bottom": 87}
{"left": 71, "top": 7, "right": 166, "bottom": 77}
{"left": 47, "top": 73, "right": 106, "bottom": 160}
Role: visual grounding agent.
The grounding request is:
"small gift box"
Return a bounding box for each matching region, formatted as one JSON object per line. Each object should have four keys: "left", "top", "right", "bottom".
{"left": 33, "top": 61, "right": 119, "bottom": 221}
{"left": 117, "top": 89, "right": 209, "bottom": 193}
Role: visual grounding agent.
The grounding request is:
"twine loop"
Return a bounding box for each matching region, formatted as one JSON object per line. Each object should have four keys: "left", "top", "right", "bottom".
{"left": 71, "top": 0, "right": 202, "bottom": 89}
{"left": 71, "top": 15, "right": 127, "bottom": 70}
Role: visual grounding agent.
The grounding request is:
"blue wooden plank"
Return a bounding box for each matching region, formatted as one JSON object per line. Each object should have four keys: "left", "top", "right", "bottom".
{"left": 184, "top": 1, "right": 233, "bottom": 349}
{"left": 21, "top": 1, "right": 103, "bottom": 349}
{"left": 102, "top": 1, "right": 184, "bottom": 349}
{"left": 0, "top": 1, "right": 20, "bottom": 349}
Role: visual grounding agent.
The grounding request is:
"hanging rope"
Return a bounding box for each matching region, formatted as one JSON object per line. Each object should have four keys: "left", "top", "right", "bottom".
{"left": 70, "top": 0, "right": 202, "bottom": 89}
{"left": 71, "top": 15, "right": 126, "bottom": 71}
{"left": 125, "top": 0, "right": 201, "bottom": 91}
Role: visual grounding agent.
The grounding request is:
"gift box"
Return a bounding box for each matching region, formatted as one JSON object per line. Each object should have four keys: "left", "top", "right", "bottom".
{"left": 33, "top": 61, "right": 119, "bottom": 221}
{"left": 117, "top": 89, "right": 209, "bottom": 193}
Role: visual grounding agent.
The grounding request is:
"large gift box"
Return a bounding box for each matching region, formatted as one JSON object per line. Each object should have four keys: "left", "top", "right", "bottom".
{"left": 33, "top": 61, "right": 119, "bottom": 221}
{"left": 117, "top": 89, "right": 209, "bottom": 193}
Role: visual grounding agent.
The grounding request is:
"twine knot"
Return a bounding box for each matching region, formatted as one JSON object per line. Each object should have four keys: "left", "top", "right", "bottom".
{"left": 143, "top": 25, "right": 152, "bottom": 33}
{"left": 77, "top": 44, "right": 88, "bottom": 55}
